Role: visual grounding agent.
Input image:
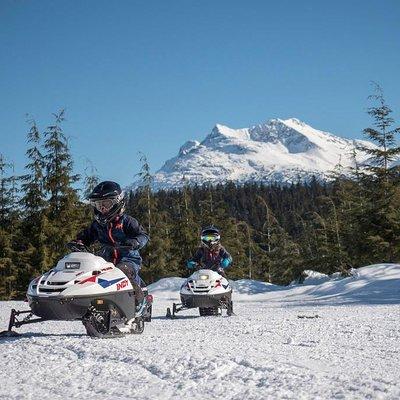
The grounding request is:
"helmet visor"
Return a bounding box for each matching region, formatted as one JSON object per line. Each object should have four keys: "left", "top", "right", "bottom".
{"left": 201, "top": 234, "right": 220, "bottom": 243}
{"left": 90, "top": 198, "right": 118, "bottom": 213}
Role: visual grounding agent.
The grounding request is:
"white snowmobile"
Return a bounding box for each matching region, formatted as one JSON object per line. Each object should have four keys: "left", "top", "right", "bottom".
{"left": 0, "top": 247, "right": 153, "bottom": 338}
{"left": 166, "top": 267, "right": 233, "bottom": 318}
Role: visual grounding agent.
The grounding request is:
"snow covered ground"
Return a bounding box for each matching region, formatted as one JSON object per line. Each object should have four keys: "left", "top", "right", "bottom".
{"left": 1, "top": 264, "right": 399, "bottom": 399}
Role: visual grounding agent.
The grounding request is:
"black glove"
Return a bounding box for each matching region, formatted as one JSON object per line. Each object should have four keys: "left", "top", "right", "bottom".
{"left": 67, "top": 240, "right": 88, "bottom": 252}
{"left": 120, "top": 238, "right": 141, "bottom": 250}
{"left": 216, "top": 267, "right": 225, "bottom": 275}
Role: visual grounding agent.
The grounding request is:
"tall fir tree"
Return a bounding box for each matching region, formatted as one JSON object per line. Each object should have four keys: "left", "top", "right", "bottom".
{"left": 83, "top": 159, "right": 100, "bottom": 200}
{"left": 43, "top": 110, "right": 82, "bottom": 267}
{"left": 358, "top": 83, "right": 400, "bottom": 182}
{"left": 133, "top": 153, "right": 174, "bottom": 281}
{"left": 168, "top": 178, "right": 199, "bottom": 277}
{"left": 136, "top": 152, "right": 153, "bottom": 236}
{"left": 357, "top": 84, "right": 400, "bottom": 262}
{"left": 234, "top": 220, "right": 254, "bottom": 279}
{"left": 254, "top": 196, "right": 301, "bottom": 283}
{"left": 0, "top": 155, "right": 20, "bottom": 298}
{"left": 15, "top": 119, "right": 48, "bottom": 295}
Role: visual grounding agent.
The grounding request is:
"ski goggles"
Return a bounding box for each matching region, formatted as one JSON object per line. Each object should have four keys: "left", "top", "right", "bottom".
{"left": 201, "top": 234, "right": 220, "bottom": 243}
{"left": 90, "top": 198, "right": 118, "bottom": 212}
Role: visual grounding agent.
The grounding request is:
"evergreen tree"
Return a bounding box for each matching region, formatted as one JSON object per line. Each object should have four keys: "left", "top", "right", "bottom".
{"left": 168, "top": 178, "right": 198, "bottom": 276}
{"left": 80, "top": 159, "right": 99, "bottom": 228}
{"left": 136, "top": 152, "right": 154, "bottom": 235}
{"left": 357, "top": 84, "right": 400, "bottom": 262}
{"left": 141, "top": 210, "right": 173, "bottom": 282}
{"left": 358, "top": 83, "right": 400, "bottom": 183}
{"left": 0, "top": 155, "right": 17, "bottom": 225}
{"left": 83, "top": 159, "right": 99, "bottom": 200}
{"left": 315, "top": 195, "right": 351, "bottom": 274}
{"left": 198, "top": 184, "right": 216, "bottom": 225}
{"left": 43, "top": 110, "right": 82, "bottom": 266}
{"left": 234, "top": 220, "right": 254, "bottom": 279}
{"left": 16, "top": 119, "right": 48, "bottom": 294}
{"left": 133, "top": 153, "right": 174, "bottom": 281}
{"left": 0, "top": 155, "right": 19, "bottom": 298}
{"left": 254, "top": 196, "right": 301, "bottom": 283}
{"left": 0, "top": 227, "right": 16, "bottom": 299}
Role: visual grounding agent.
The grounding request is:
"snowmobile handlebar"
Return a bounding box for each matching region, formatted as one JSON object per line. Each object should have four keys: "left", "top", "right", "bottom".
{"left": 192, "top": 261, "right": 220, "bottom": 269}
{"left": 188, "top": 262, "right": 224, "bottom": 274}
{"left": 66, "top": 242, "right": 136, "bottom": 254}
{"left": 66, "top": 241, "right": 91, "bottom": 253}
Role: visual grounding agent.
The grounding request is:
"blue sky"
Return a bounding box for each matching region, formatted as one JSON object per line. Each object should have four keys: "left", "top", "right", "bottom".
{"left": 1, "top": 0, "right": 399, "bottom": 188}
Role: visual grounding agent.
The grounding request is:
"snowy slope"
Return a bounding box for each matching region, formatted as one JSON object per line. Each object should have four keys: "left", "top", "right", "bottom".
{"left": 138, "top": 118, "right": 376, "bottom": 190}
{"left": 148, "top": 264, "right": 400, "bottom": 305}
{"left": 0, "top": 264, "right": 399, "bottom": 400}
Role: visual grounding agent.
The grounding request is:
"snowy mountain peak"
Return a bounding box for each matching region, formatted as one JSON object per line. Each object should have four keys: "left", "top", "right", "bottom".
{"left": 248, "top": 118, "right": 317, "bottom": 153}
{"left": 203, "top": 123, "right": 250, "bottom": 142}
{"left": 178, "top": 140, "right": 200, "bottom": 156}
{"left": 283, "top": 117, "right": 308, "bottom": 127}
{"left": 131, "top": 117, "right": 376, "bottom": 190}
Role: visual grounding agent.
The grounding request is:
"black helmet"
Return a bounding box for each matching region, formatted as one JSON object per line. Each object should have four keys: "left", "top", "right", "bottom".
{"left": 88, "top": 181, "right": 125, "bottom": 225}
{"left": 201, "top": 225, "right": 221, "bottom": 249}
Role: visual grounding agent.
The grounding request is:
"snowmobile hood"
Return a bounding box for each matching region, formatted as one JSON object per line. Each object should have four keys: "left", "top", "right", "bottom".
{"left": 27, "top": 252, "right": 133, "bottom": 298}
{"left": 55, "top": 252, "right": 112, "bottom": 272}
{"left": 180, "top": 269, "right": 231, "bottom": 296}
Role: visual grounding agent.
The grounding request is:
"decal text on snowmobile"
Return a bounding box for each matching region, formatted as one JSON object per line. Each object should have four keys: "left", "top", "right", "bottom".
{"left": 117, "top": 279, "right": 129, "bottom": 290}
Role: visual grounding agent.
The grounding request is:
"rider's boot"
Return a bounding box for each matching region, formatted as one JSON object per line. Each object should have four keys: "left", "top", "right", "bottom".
{"left": 115, "top": 262, "right": 145, "bottom": 312}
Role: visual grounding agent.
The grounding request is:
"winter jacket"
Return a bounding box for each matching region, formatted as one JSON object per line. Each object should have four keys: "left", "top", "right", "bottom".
{"left": 188, "top": 245, "right": 232, "bottom": 270}
{"left": 77, "top": 214, "right": 149, "bottom": 267}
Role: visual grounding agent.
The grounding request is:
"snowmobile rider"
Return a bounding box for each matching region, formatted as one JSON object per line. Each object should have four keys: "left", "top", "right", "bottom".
{"left": 68, "top": 181, "right": 148, "bottom": 308}
{"left": 186, "top": 226, "right": 232, "bottom": 274}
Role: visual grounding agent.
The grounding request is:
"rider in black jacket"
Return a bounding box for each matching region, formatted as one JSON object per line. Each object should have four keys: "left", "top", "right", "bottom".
{"left": 69, "top": 181, "right": 149, "bottom": 306}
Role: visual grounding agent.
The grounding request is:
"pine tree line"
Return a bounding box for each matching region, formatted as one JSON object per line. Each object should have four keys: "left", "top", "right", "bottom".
{"left": 0, "top": 111, "right": 95, "bottom": 299}
{"left": 0, "top": 86, "right": 399, "bottom": 299}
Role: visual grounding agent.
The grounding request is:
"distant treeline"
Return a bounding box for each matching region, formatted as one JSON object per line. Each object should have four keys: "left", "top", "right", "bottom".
{"left": 1, "top": 85, "right": 399, "bottom": 299}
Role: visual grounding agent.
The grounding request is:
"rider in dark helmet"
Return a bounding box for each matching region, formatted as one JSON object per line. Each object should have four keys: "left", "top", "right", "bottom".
{"left": 88, "top": 180, "right": 126, "bottom": 226}
{"left": 69, "top": 181, "right": 149, "bottom": 310}
{"left": 186, "top": 225, "right": 232, "bottom": 274}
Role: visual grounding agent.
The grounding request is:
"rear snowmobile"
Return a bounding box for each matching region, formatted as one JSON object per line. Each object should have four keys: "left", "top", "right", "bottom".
{"left": 0, "top": 248, "right": 153, "bottom": 338}
{"left": 166, "top": 268, "right": 233, "bottom": 318}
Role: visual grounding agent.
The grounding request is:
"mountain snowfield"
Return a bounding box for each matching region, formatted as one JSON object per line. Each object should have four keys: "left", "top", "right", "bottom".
{"left": 1, "top": 264, "right": 399, "bottom": 399}
{"left": 145, "top": 118, "right": 375, "bottom": 189}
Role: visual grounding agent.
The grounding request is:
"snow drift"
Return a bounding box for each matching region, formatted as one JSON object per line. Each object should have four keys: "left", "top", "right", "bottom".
{"left": 149, "top": 263, "right": 400, "bottom": 305}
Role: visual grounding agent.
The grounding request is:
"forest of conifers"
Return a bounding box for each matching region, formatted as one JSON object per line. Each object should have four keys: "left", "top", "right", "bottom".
{"left": 1, "top": 88, "right": 399, "bottom": 300}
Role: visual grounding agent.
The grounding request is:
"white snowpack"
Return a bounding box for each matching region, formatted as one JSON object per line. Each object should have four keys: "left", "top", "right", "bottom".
{"left": 0, "top": 263, "right": 399, "bottom": 399}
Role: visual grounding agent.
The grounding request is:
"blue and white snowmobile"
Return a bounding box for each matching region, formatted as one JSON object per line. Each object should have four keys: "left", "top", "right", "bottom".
{"left": 0, "top": 247, "right": 153, "bottom": 338}
{"left": 166, "top": 268, "right": 233, "bottom": 318}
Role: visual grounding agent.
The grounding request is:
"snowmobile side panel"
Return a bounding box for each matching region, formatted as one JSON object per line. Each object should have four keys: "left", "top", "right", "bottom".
{"left": 27, "top": 290, "right": 136, "bottom": 321}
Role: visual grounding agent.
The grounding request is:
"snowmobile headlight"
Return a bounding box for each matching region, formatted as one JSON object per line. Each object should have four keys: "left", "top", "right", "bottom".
{"left": 199, "top": 275, "right": 209, "bottom": 280}
{"left": 29, "top": 278, "right": 39, "bottom": 290}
